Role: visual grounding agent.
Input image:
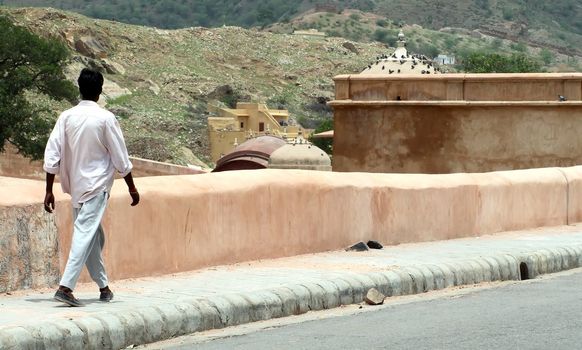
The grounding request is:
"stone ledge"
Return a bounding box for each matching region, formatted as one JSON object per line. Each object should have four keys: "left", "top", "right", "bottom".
{"left": 329, "top": 100, "right": 582, "bottom": 107}
{"left": 2, "top": 245, "right": 581, "bottom": 350}
{"left": 334, "top": 73, "right": 582, "bottom": 81}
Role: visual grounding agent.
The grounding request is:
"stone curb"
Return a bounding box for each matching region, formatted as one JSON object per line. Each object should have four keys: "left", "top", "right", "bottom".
{"left": 2, "top": 245, "right": 582, "bottom": 350}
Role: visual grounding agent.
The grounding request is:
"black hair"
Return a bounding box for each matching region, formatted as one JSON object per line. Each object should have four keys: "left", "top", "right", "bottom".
{"left": 78, "top": 68, "right": 104, "bottom": 100}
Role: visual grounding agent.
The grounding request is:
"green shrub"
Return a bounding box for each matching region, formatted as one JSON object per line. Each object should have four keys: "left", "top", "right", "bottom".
{"left": 376, "top": 19, "right": 389, "bottom": 27}
{"left": 309, "top": 118, "right": 333, "bottom": 155}
{"left": 107, "top": 94, "right": 132, "bottom": 106}
{"left": 502, "top": 7, "right": 514, "bottom": 20}
{"left": 539, "top": 48, "right": 553, "bottom": 65}
{"left": 510, "top": 41, "right": 527, "bottom": 52}
{"left": 460, "top": 51, "right": 542, "bottom": 73}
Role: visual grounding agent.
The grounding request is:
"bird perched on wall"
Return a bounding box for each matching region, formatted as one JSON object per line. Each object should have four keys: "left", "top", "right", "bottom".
{"left": 559, "top": 95, "right": 567, "bottom": 102}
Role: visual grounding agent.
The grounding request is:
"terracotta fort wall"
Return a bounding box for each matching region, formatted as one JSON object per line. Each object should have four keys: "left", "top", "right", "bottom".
{"left": 331, "top": 73, "right": 582, "bottom": 173}
{"left": 2, "top": 167, "right": 582, "bottom": 292}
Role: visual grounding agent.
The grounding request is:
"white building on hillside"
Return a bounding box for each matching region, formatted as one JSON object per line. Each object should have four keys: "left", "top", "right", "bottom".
{"left": 434, "top": 54, "right": 456, "bottom": 65}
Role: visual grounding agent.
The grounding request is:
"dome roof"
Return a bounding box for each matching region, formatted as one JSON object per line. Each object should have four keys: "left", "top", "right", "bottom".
{"left": 269, "top": 143, "right": 331, "bottom": 171}
{"left": 361, "top": 29, "right": 440, "bottom": 75}
{"left": 213, "top": 135, "right": 286, "bottom": 172}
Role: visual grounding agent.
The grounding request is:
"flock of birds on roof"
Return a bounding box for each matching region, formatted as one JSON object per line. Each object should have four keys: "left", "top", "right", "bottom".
{"left": 364, "top": 53, "right": 441, "bottom": 74}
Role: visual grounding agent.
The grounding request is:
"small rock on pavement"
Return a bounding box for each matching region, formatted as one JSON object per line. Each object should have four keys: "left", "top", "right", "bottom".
{"left": 364, "top": 288, "right": 386, "bottom": 305}
{"left": 367, "top": 240, "right": 383, "bottom": 249}
{"left": 346, "top": 241, "right": 369, "bottom": 252}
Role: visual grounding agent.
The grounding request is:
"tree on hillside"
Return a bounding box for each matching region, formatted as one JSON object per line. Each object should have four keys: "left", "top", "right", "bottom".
{"left": 459, "top": 51, "right": 542, "bottom": 73}
{"left": 0, "top": 16, "right": 77, "bottom": 160}
{"left": 539, "top": 48, "right": 553, "bottom": 65}
{"left": 309, "top": 118, "right": 333, "bottom": 156}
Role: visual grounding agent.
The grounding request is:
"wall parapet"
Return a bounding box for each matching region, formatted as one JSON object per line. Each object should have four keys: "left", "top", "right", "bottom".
{"left": 334, "top": 73, "right": 582, "bottom": 101}
{"left": 0, "top": 143, "right": 205, "bottom": 180}
{"left": 329, "top": 100, "right": 582, "bottom": 107}
{"left": 2, "top": 167, "right": 582, "bottom": 292}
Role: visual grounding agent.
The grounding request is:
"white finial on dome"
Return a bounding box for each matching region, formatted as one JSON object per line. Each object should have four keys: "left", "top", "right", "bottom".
{"left": 398, "top": 29, "right": 405, "bottom": 41}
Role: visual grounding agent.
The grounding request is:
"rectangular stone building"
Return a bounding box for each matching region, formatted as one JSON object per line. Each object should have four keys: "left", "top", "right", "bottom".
{"left": 329, "top": 73, "right": 582, "bottom": 173}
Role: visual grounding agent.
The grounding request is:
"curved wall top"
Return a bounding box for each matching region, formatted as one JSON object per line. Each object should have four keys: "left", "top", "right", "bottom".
{"left": 3, "top": 165, "right": 582, "bottom": 291}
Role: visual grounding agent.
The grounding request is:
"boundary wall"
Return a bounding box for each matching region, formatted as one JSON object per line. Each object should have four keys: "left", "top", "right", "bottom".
{"left": 3, "top": 167, "right": 582, "bottom": 292}
{"left": 334, "top": 73, "right": 582, "bottom": 102}
{"left": 0, "top": 143, "right": 204, "bottom": 180}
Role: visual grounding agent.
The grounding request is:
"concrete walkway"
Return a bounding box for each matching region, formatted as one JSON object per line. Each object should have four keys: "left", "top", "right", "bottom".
{"left": 2, "top": 225, "right": 582, "bottom": 349}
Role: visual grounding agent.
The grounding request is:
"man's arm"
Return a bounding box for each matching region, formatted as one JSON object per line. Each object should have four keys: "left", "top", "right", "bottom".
{"left": 124, "top": 172, "right": 139, "bottom": 206}
{"left": 44, "top": 173, "right": 56, "bottom": 213}
{"left": 104, "top": 115, "right": 139, "bottom": 206}
{"left": 43, "top": 117, "right": 62, "bottom": 214}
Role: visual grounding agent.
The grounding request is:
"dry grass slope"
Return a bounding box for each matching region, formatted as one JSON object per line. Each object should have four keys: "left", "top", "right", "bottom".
{"left": 1, "top": 5, "right": 581, "bottom": 166}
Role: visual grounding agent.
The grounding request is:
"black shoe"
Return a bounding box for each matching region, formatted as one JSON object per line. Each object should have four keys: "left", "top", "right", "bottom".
{"left": 54, "top": 289, "right": 83, "bottom": 307}
{"left": 99, "top": 289, "right": 114, "bottom": 302}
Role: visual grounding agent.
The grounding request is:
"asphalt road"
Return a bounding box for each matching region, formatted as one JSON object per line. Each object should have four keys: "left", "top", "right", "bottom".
{"left": 146, "top": 269, "right": 582, "bottom": 350}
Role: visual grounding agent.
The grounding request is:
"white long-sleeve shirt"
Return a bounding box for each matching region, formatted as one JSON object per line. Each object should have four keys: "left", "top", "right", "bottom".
{"left": 44, "top": 100, "right": 133, "bottom": 208}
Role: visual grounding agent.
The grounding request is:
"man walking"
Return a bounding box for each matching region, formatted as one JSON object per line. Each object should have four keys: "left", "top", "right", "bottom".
{"left": 43, "top": 68, "right": 139, "bottom": 307}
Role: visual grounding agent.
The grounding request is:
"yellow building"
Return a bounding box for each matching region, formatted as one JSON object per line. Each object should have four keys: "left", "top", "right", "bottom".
{"left": 208, "top": 103, "right": 303, "bottom": 163}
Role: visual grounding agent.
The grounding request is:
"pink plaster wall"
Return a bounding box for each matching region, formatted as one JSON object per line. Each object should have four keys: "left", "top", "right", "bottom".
{"left": 0, "top": 144, "right": 46, "bottom": 180}
{"left": 1, "top": 166, "right": 581, "bottom": 289}
{"left": 52, "top": 168, "right": 574, "bottom": 281}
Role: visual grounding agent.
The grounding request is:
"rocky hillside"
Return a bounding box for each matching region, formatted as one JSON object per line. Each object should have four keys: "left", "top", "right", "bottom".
{"left": 1, "top": 7, "right": 381, "bottom": 166}
{"left": 4, "top": 0, "right": 581, "bottom": 57}
{"left": 1, "top": 6, "right": 580, "bottom": 166}
{"left": 267, "top": 8, "right": 582, "bottom": 71}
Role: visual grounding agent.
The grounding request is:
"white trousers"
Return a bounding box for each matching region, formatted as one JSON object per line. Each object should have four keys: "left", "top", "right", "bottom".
{"left": 59, "top": 192, "right": 109, "bottom": 290}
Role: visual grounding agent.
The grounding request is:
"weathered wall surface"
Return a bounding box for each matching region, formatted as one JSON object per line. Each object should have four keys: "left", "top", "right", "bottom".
{"left": 1, "top": 167, "right": 581, "bottom": 291}
{"left": 331, "top": 102, "right": 582, "bottom": 173}
{"left": 0, "top": 144, "right": 46, "bottom": 180}
{"left": 0, "top": 205, "right": 61, "bottom": 291}
{"left": 0, "top": 177, "right": 66, "bottom": 292}
{"left": 331, "top": 73, "right": 582, "bottom": 174}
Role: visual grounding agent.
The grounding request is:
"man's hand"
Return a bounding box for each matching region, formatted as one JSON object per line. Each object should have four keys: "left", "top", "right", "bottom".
{"left": 44, "top": 192, "right": 55, "bottom": 213}
{"left": 129, "top": 188, "right": 140, "bottom": 206}
{"left": 123, "top": 172, "right": 139, "bottom": 206}
{"left": 44, "top": 173, "right": 56, "bottom": 213}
